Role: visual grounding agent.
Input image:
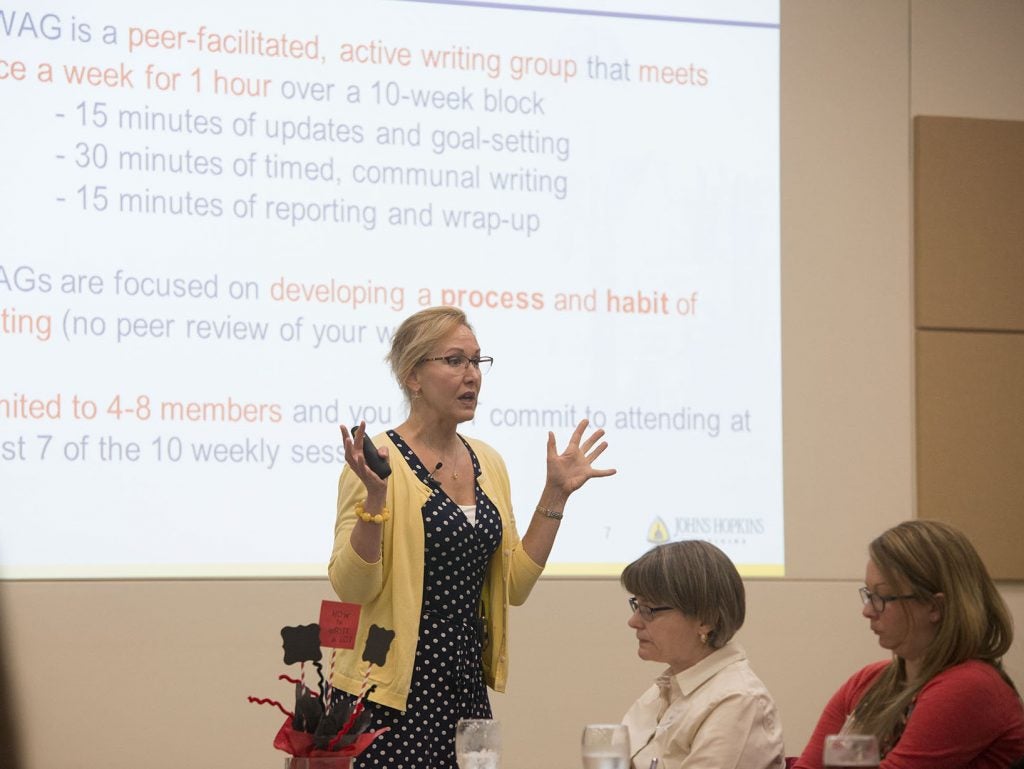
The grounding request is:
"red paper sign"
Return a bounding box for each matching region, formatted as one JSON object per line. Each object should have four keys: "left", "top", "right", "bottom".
{"left": 319, "top": 600, "right": 361, "bottom": 649}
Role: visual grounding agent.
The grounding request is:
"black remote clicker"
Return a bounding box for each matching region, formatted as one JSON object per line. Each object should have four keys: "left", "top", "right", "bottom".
{"left": 353, "top": 427, "right": 391, "bottom": 479}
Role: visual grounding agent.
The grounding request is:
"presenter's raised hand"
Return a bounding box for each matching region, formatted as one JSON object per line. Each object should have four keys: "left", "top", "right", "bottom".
{"left": 522, "top": 419, "right": 616, "bottom": 565}
{"left": 339, "top": 422, "right": 389, "bottom": 498}
{"left": 545, "top": 419, "right": 616, "bottom": 498}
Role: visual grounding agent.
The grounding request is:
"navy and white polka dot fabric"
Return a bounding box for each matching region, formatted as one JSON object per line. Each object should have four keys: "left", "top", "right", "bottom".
{"left": 352, "top": 430, "right": 501, "bottom": 769}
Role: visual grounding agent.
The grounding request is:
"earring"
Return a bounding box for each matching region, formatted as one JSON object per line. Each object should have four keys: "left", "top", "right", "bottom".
{"left": 699, "top": 632, "right": 708, "bottom": 645}
{"left": 411, "top": 390, "right": 422, "bottom": 400}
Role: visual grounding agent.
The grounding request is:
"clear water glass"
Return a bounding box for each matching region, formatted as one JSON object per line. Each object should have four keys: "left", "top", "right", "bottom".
{"left": 455, "top": 718, "right": 501, "bottom": 769}
{"left": 823, "top": 734, "right": 880, "bottom": 768}
{"left": 581, "top": 723, "right": 630, "bottom": 769}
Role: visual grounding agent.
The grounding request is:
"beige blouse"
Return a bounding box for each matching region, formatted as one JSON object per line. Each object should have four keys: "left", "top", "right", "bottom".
{"left": 622, "top": 641, "right": 785, "bottom": 769}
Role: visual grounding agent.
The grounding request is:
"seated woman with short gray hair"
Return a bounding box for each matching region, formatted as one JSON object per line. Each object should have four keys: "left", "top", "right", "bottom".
{"left": 621, "top": 540, "right": 785, "bottom": 769}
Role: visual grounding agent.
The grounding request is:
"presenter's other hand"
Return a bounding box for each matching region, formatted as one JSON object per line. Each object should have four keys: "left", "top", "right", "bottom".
{"left": 545, "top": 419, "right": 616, "bottom": 499}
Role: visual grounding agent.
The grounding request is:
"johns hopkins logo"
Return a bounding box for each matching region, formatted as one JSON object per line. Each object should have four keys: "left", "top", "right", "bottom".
{"left": 647, "top": 515, "right": 766, "bottom": 544}
{"left": 646, "top": 517, "right": 670, "bottom": 544}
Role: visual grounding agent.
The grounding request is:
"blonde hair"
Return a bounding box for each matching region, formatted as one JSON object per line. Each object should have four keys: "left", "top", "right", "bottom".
{"left": 386, "top": 306, "right": 471, "bottom": 402}
{"left": 852, "top": 520, "right": 1016, "bottom": 749}
{"left": 620, "top": 540, "right": 745, "bottom": 649}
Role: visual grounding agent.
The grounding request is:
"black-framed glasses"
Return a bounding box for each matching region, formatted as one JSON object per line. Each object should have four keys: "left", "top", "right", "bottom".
{"left": 420, "top": 354, "right": 493, "bottom": 374}
{"left": 628, "top": 596, "right": 674, "bottom": 622}
{"left": 859, "top": 586, "right": 917, "bottom": 614}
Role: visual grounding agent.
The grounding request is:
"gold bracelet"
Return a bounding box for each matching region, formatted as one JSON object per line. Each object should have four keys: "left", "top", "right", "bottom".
{"left": 355, "top": 500, "right": 391, "bottom": 524}
{"left": 535, "top": 505, "right": 563, "bottom": 520}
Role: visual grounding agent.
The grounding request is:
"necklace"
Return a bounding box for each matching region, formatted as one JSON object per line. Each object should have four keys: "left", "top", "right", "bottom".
{"left": 425, "top": 442, "right": 462, "bottom": 483}
{"left": 441, "top": 447, "right": 460, "bottom": 481}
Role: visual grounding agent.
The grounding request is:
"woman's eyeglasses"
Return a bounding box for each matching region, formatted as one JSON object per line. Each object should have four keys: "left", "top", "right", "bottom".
{"left": 421, "top": 354, "right": 493, "bottom": 374}
{"left": 628, "top": 596, "right": 673, "bottom": 622}
{"left": 859, "top": 586, "right": 916, "bottom": 614}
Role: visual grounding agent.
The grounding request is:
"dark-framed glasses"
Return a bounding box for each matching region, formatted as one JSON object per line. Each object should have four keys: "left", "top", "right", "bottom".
{"left": 421, "top": 354, "right": 493, "bottom": 374}
{"left": 859, "top": 586, "right": 917, "bottom": 614}
{"left": 628, "top": 596, "right": 674, "bottom": 622}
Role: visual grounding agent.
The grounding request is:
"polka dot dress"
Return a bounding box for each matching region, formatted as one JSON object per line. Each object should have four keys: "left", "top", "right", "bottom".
{"left": 353, "top": 430, "right": 502, "bottom": 769}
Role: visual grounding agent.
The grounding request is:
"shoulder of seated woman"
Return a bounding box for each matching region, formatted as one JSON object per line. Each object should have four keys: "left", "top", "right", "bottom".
{"left": 920, "top": 659, "right": 1016, "bottom": 693}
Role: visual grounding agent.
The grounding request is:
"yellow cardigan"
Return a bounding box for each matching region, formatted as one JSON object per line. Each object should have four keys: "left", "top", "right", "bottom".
{"left": 328, "top": 432, "right": 544, "bottom": 712}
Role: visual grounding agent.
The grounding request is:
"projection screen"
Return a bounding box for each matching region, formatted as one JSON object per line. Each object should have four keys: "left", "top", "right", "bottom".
{"left": 0, "top": 0, "right": 781, "bottom": 578}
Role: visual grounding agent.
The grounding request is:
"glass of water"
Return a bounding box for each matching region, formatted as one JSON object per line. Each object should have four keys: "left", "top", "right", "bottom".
{"left": 581, "top": 723, "right": 630, "bottom": 769}
{"left": 823, "top": 734, "right": 880, "bottom": 768}
{"left": 455, "top": 718, "right": 501, "bottom": 769}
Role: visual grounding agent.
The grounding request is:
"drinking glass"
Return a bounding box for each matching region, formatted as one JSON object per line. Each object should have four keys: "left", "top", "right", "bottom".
{"left": 284, "top": 758, "right": 352, "bottom": 769}
{"left": 581, "top": 723, "right": 630, "bottom": 769}
{"left": 823, "top": 734, "right": 880, "bottom": 768}
{"left": 455, "top": 718, "right": 501, "bottom": 769}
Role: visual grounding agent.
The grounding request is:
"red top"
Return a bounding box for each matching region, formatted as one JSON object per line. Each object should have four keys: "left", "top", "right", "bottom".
{"left": 794, "top": 659, "right": 1024, "bottom": 769}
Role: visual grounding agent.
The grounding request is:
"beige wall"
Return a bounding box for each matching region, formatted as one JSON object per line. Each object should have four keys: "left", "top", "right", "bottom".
{"left": 4, "top": 3, "right": 1024, "bottom": 768}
